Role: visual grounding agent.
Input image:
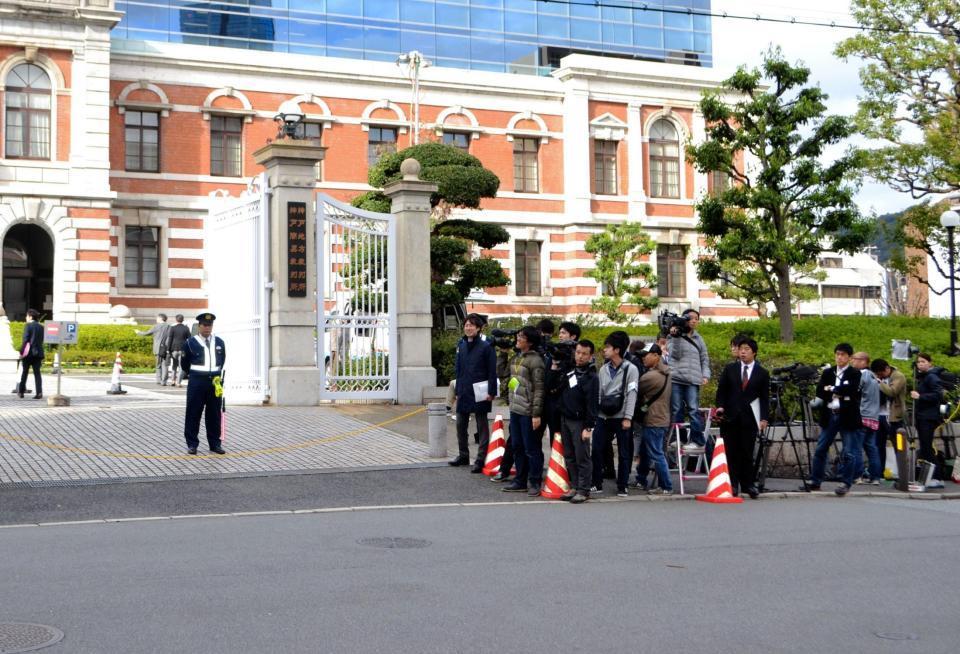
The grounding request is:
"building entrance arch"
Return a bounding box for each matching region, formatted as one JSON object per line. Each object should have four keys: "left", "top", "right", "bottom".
{"left": 2, "top": 224, "right": 54, "bottom": 321}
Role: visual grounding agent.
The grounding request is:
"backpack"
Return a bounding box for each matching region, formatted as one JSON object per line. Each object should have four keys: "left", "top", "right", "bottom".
{"left": 931, "top": 366, "right": 958, "bottom": 392}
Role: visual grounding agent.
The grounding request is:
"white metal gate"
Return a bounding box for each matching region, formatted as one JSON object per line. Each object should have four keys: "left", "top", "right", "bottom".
{"left": 207, "top": 173, "right": 271, "bottom": 404}
{"left": 317, "top": 194, "right": 397, "bottom": 401}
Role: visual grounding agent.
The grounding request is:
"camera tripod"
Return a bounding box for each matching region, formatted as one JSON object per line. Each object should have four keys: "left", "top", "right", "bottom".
{"left": 754, "top": 381, "right": 816, "bottom": 491}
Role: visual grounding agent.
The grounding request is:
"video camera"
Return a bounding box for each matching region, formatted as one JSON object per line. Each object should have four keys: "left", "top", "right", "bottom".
{"left": 545, "top": 339, "right": 577, "bottom": 367}
{"left": 658, "top": 310, "right": 691, "bottom": 336}
{"left": 490, "top": 328, "right": 519, "bottom": 350}
{"left": 770, "top": 362, "right": 819, "bottom": 389}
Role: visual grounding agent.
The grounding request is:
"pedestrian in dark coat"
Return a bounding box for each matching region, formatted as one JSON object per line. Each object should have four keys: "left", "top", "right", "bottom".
{"left": 18, "top": 309, "right": 44, "bottom": 399}
{"left": 911, "top": 353, "right": 944, "bottom": 481}
{"left": 715, "top": 338, "right": 769, "bottom": 498}
{"left": 450, "top": 314, "right": 498, "bottom": 472}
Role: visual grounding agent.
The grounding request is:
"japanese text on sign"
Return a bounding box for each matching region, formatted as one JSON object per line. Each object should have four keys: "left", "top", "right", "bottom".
{"left": 287, "top": 202, "right": 308, "bottom": 297}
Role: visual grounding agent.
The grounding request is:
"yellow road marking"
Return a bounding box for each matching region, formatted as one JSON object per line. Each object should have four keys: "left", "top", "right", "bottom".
{"left": 0, "top": 406, "right": 427, "bottom": 461}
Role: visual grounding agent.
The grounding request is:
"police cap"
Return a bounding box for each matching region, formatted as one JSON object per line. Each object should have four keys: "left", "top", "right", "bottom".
{"left": 196, "top": 312, "right": 216, "bottom": 325}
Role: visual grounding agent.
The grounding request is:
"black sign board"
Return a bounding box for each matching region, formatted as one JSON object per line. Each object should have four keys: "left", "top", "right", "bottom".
{"left": 287, "top": 202, "right": 308, "bottom": 297}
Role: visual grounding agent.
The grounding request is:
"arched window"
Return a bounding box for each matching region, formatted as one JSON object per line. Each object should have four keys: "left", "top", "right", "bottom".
{"left": 5, "top": 63, "right": 52, "bottom": 160}
{"left": 649, "top": 119, "right": 680, "bottom": 198}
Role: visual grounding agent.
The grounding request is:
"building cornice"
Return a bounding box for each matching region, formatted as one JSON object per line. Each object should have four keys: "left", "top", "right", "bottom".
{"left": 0, "top": 1, "right": 122, "bottom": 28}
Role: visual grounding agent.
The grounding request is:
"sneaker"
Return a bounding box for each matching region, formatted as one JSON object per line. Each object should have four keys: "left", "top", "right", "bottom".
{"left": 630, "top": 480, "right": 648, "bottom": 490}
{"left": 570, "top": 493, "right": 588, "bottom": 504}
{"left": 648, "top": 488, "right": 673, "bottom": 496}
{"left": 681, "top": 443, "right": 705, "bottom": 453}
{"left": 502, "top": 483, "right": 527, "bottom": 493}
{"left": 589, "top": 485, "right": 603, "bottom": 494}
{"left": 869, "top": 479, "right": 882, "bottom": 486}
{"left": 927, "top": 479, "right": 945, "bottom": 489}
{"left": 616, "top": 490, "right": 629, "bottom": 498}
{"left": 798, "top": 481, "right": 821, "bottom": 492}
{"left": 855, "top": 477, "right": 869, "bottom": 485}
{"left": 560, "top": 491, "right": 576, "bottom": 502}
{"left": 835, "top": 484, "right": 850, "bottom": 496}
{"left": 527, "top": 485, "right": 542, "bottom": 497}
{"left": 490, "top": 472, "right": 510, "bottom": 483}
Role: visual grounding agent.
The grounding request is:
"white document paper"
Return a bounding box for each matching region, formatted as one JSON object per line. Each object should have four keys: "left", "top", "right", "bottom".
{"left": 472, "top": 380, "right": 488, "bottom": 400}
{"left": 750, "top": 398, "right": 762, "bottom": 431}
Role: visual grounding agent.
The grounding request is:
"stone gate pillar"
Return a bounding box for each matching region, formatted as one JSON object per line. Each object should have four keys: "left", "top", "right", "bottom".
{"left": 252, "top": 139, "right": 325, "bottom": 405}
{"left": 383, "top": 159, "right": 438, "bottom": 404}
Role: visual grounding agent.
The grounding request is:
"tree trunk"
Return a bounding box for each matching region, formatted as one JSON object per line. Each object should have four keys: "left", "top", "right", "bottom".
{"left": 775, "top": 266, "right": 794, "bottom": 343}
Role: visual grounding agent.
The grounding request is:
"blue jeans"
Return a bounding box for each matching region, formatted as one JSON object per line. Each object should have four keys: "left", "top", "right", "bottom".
{"left": 839, "top": 429, "right": 865, "bottom": 487}
{"left": 810, "top": 414, "right": 860, "bottom": 486}
{"left": 509, "top": 412, "right": 542, "bottom": 488}
{"left": 671, "top": 382, "right": 705, "bottom": 446}
{"left": 644, "top": 426, "right": 672, "bottom": 491}
{"left": 592, "top": 417, "right": 633, "bottom": 492}
{"left": 861, "top": 427, "right": 882, "bottom": 481}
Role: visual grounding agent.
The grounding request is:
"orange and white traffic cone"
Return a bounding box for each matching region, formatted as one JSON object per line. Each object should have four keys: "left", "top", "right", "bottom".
{"left": 541, "top": 432, "right": 571, "bottom": 499}
{"left": 695, "top": 435, "right": 742, "bottom": 504}
{"left": 106, "top": 351, "right": 128, "bottom": 395}
{"left": 482, "top": 415, "right": 506, "bottom": 476}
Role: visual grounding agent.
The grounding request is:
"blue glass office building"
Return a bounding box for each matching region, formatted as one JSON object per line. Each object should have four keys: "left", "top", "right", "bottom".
{"left": 114, "top": 1, "right": 713, "bottom": 74}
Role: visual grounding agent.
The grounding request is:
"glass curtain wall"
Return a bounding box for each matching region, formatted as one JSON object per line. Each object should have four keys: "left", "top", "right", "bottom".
{"left": 114, "top": 1, "right": 713, "bottom": 75}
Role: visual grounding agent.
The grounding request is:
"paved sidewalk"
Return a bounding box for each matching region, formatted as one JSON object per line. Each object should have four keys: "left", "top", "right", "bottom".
{"left": 0, "top": 372, "right": 435, "bottom": 485}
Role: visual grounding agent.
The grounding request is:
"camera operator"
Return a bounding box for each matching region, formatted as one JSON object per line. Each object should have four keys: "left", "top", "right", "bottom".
{"left": 591, "top": 331, "right": 640, "bottom": 497}
{"left": 910, "top": 352, "right": 945, "bottom": 484}
{"left": 449, "top": 314, "right": 498, "bottom": 472}
{"left": 556, "top": 339, "right": 599, "bottom": 503}
{"left": 498, "top": 326, "right": 546, "bottom": 496}
{"left": 715, "top": 338, "right": 769, "bottom": 499}
{"left": 871, "top": 358, "right": 906, "bottom": 474}
{"left": 635, "top": 343, "right": 673, "bottom": 494}
{"left": 667, "top": 309, "right": 711, "bottom": 448}
{"left": 544, "top": 321, "right": 581, "bottom": 451}
{"left": 804, "top": 343, "right": 863, "bottom": 496}
{"left": 851, "top": 352, "right": 883, "bottom": 484}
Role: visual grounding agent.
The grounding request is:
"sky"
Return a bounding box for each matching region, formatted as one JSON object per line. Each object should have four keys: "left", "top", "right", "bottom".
{"left": 710, "top": 0, "right": 915, "bottom": 218}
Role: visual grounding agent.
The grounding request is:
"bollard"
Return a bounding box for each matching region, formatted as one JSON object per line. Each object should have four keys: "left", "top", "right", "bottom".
{"left": 894, "top": 429, "right": 909, "bottom": 492}
{"left": 427, "top": 402, "right": 448, "bottom": 458}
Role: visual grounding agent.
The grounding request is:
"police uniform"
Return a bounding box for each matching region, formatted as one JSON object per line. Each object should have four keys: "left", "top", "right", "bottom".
{"left": 181, "top": 312, "right": 226, "bottom": 454}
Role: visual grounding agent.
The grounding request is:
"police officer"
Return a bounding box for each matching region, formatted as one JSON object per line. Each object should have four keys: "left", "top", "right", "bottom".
{"left": 181, "top": 312, "right": 226, "bottom": 455}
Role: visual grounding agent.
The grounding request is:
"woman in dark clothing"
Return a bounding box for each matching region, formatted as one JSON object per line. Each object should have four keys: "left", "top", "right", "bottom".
{"left": 18, "top": 308, "right": 44, "bottom": 399}
{"left": 910, "top": 353, "right": 943, "bottom": 480}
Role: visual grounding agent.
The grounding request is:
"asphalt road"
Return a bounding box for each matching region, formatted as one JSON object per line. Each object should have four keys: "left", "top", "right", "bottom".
{"left": 2, "top": 495, "right": 958, "bottom": 653}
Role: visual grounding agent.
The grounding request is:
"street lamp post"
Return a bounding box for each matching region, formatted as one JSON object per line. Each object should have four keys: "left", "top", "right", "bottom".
{"left": 274, "top": 99, "right": 305, "bottom": 140}
{"left": 397, "top": 51, "right": 430, "bottom": 145}
{"left": 939, "top": 209, "right": 960, "bottom": 355}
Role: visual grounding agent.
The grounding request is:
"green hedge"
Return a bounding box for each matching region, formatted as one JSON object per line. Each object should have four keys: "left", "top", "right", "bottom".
{"left": 433, "top": 316, "right": 960, "bottom": 396}
{"left": 8, "top": 321, "right": 155, "bottom": 368}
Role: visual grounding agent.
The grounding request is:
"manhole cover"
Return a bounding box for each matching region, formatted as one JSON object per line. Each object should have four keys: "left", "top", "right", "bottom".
{"left": 875, "top": 632, "right": 919, "bottom": 641}
{"left": 0, "top": 623, "right": 64, "bottom": 653}
{"left": 357, "top": 537, "right": 431, "bottom": 549}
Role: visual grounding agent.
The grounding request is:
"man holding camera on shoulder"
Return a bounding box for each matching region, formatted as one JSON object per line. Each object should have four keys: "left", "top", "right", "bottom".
{"left": 667, "top": 309, "right": 711, "bottom": 448}
{"left": 543, "top": 321, "right": 581, "bottom": 448}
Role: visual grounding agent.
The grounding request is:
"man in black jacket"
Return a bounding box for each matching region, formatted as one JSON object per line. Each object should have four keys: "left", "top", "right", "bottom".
{"left": 715, "top": 337, "right": 769, "bottom": 498}
{"left": 165, "top": 314, "right": 192, "bottom": 387}
{"left": 18, "top": 309, "right": 44, "bottom": 399}
{"left": 804, "top": 343, "right": 863, "bottom": 495}
{"left": 450, "top": 314, "right": 498, "bottom": 472}
{"left": 556, "top": 339, "right": 599, "bottom": 503}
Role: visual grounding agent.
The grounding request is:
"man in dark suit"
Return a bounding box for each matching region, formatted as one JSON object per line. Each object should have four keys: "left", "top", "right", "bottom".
{"left": 804, "top": 342, "right": 863, "bottom": 495}
{"left": 715, "top": 337, "right": 769, "bottom": 498}
{"left": 18, "top": 309, "right": 44, "bottom": 399}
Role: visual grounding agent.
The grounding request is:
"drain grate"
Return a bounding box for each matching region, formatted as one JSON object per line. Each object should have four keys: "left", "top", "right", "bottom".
{"left": 357, "top": 537, "right": 431, "bottom": 549}
{"left": 0, "top": 623, "right": 64, "bottom": 653}
{"left": 874, "top": 632, "right": 919, "bottom": 641}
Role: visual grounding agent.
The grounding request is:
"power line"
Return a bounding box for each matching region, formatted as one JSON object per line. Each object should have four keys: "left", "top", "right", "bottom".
{"left": 532, "top": 0, "right": 942, "bottom": 36}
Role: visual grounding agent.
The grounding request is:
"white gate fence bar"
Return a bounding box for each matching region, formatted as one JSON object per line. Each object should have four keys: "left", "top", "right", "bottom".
{"left": 206, "top": 173, "right": 271, "bottom": 404}
{"left": 317, "top": 194, "right": 397, "bottom": 401}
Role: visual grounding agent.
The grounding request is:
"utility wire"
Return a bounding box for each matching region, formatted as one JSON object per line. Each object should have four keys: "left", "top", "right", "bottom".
{"left": 532, "top": 0, "right": 942, "bottom": 36}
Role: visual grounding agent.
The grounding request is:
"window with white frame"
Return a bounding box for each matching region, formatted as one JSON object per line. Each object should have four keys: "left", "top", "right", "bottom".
{"left": 513, "top": 137, "right": 539, "bottom": 193}
{"left": 649, "top": 119, "right": 680, "bottom": 199}
{"left": 210, "top": 115, "right": 243, "bottom": 177}
{"left": 4, "top": 63, "right": 51, "bottom": 160}
{"left": 657, "top": 244, "right": 686, "bottom": 298}
{"left": 514, "top": 239, "right": 542, "bottom": 296}
{"left": 594, "top": 139, "right": 618, "bottom": 195}
{"left": 124, "top": 226, "right": 160, "bottom": 288}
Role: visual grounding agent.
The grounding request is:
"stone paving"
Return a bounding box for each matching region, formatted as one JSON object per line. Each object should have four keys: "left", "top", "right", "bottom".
{"left": 0, "top": 372, "right": 434, "bottom": 485}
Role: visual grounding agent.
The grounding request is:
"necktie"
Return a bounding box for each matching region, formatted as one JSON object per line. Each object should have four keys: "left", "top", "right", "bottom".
{"left": 741, "top": 365, "right": 749, "bottom": 390}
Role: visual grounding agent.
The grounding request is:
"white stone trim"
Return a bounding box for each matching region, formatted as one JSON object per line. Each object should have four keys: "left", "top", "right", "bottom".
{"left": 505, "top": 111, "right": 549, "bottom": 143}
{"left": 589, "top": 112, "right": 628, "bottom": 141}
{"left": 115, "top": 80, "right": 172, "bottom": 117}
{"left": 434, "top": 105, "right": 482, "bottom": 140}
{"left": 285, "top": 93, "right": 335, "bottom": 129}
{"left": 360, "top": 99, "right": 408, "bottom": 133}
{"left": 201, "top": 87, "right": 255, "bottom": 123}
